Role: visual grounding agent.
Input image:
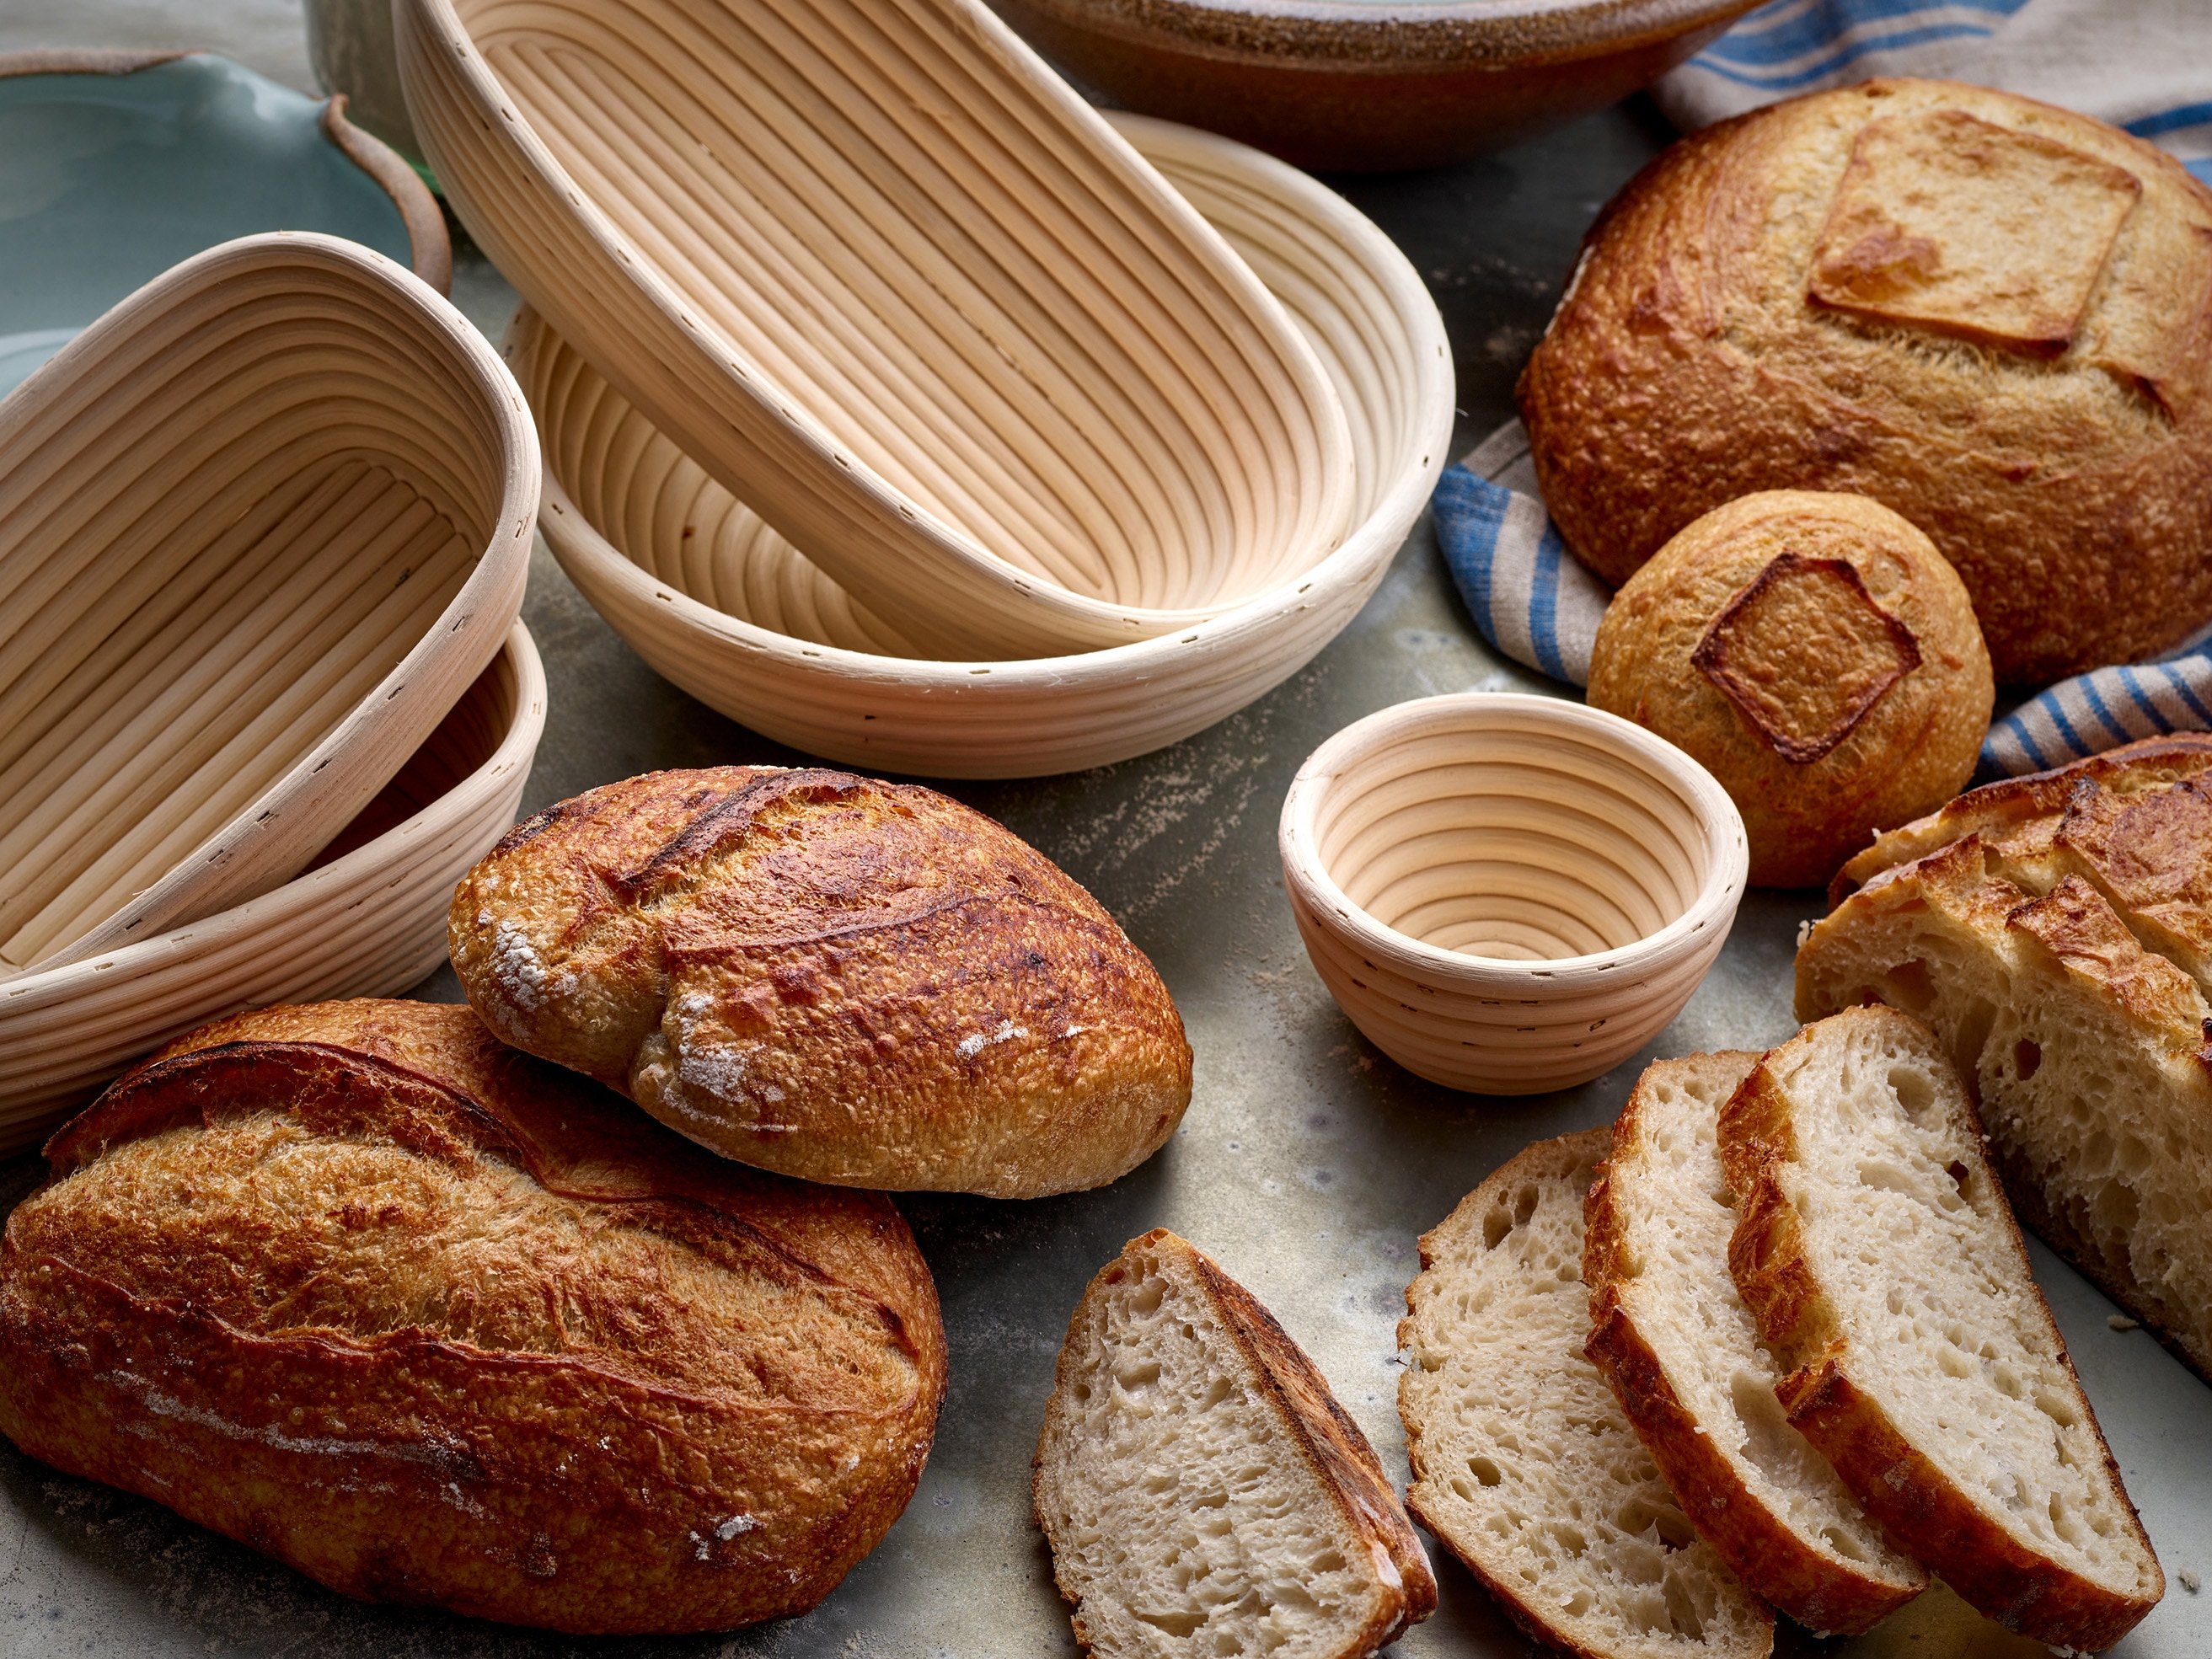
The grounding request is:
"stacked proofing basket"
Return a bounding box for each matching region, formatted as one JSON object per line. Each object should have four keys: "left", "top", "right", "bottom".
{"left": 392, "top": 0, "right": 1369, "bottom": 661}
{"left": 506, "top": 113, "right": 1452, "bottom": 776}
{"left": 0, "top": 233, "right": 542, "bottom": 1151}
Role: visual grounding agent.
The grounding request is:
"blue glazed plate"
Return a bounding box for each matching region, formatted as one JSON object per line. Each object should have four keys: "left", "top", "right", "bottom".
{"left": 0, "top": 49, "right": 442, "bottom": 397}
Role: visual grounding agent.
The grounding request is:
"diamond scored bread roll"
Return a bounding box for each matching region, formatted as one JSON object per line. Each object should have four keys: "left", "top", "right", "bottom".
{"left": 1520, "top": 78, "right": 2212, "bottom": 685}
{"left": 1588, "top": 490, "right": 1992, "bottom": 889}
{"left": 450, "top": 765, "right": 1192, "bottom": 1198}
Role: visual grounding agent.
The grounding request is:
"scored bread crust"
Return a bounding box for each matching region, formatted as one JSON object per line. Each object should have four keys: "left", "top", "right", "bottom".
{"left": 1585, "top": 1052, "right": 1928, "bottom": 1635}
{"left": 1720, "top": 1007, "right": 2162, "bottom": 1652}
{"left": 1033, "top": 1228, "right": 1436, "bottom": 1658}
{"left": 1401, "top": 1131, "right": 1774, "bottom": 1659}
{"left": 1518, "top": 78, "right": 2212, "bottom": 685}
{"left": 449, "top": 765, "right": 1192, "bottom": 1198}
{"left": 0, "top": 1000, "right": 947, "bottom": 1635}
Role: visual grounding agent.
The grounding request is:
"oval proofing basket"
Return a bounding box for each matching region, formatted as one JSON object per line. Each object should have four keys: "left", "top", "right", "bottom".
{"left": 518, "top": 113, "right": 1452, "bottom": 778}
{"left": 395, "top": 0, "right": 1353, "bottom": 657}
{"left": 1279, "top": 693, "right": 1749, "bottom": 1094}
{"left": 0, "top": 232, "right": 538, "bottom": 979}
{"left": 0, "top": 622, "right": 545, "bottom": 1155}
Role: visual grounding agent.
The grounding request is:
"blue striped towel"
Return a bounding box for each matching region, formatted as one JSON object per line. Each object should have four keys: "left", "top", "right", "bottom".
{"left": 1440, "top": 0, "right": 2212, "bottom": 781}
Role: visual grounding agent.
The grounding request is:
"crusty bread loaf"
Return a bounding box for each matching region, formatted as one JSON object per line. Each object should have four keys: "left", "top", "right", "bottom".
{"left": 0, "top": 1000, "right": 946, "bottom": 1635}
{"left": 1588, "top": 490, "right": 1991, "bottom": 888}
{"left": 449, "top": 765, "right": 1192, "bottom": 1198}
{"left": 1799, "top": 734, "right": 2212, "bottom": 1379}
{"left": 1586, "top": 1052, "right": 1928, "bottom": 1634}
{"left": 1721, "top": 1007, "right": 2162, "bottom": 1651}
{"left": 1519, "top": 78, "right": 2212, "bottom": 684}
{"left": 1400, "top": 1131, "right": 1774, "bottom": 1659}
{"left": 1034, "top": 1228, "right": 1435, "bottom": 1659}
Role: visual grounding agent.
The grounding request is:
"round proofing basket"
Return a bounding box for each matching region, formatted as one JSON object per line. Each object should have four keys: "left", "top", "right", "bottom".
{"left": 1279, "top": 693, "right": 1748, "bottom": 1094}
{"left": 0, "top": 622, "right": 545, "bottom": 1156}
{"left": 0, "top": 232, "right": 537, "bottom": 980}
{"left": 519, "top": 112, "right": 1452, "bottom": 779}
{"left": 394, "top": 0, "right": 1353, "bottom": 658}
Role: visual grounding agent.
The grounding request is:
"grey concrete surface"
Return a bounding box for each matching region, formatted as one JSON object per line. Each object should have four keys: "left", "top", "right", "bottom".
{"left": 1, "top": 5, "right": 2207, "bottom": 1656}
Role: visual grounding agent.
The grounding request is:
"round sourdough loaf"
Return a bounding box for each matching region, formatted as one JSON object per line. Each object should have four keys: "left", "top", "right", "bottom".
{"left": 1588, "top": 490, "right": 1992, "bottom": 888}
{"left": 0, "top": 1000, "right": 945, "bottom": 1635}
{"left": 1519, "top": 78, "right": 2212, "bottom": 685}
{"left": 448, "top": 766, "right": 1192, "bottom": 1197}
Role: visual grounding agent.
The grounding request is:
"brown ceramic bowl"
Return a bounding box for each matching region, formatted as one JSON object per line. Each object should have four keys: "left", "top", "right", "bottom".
{"left": 987, "top": 0, "right": 1764, "bottom": 171}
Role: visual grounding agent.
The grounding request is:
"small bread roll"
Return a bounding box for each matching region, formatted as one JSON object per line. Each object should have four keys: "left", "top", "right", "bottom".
{"left": 1588, "top": 490, "right": 1992, "bottom": 888}
{"left": 450, "top": 765, "right": 1192, "bottom": 1198}
{"left": 1519, "top": 78, "right": 2212, "bottom": 684}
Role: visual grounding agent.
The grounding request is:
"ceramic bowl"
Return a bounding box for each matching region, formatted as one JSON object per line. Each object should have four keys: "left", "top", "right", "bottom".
{"left": 986, "top": 0, "right": 1764, "bottom": 172}
{"left": 0, "top": 623, "right": 544, "bottom": 1155}
{"left": 0, "top": 50, "right": 445, "bottom": 399}
{"left": 1278, "top": 693, "right": 1748, "bottom": 1094}
{"left": 0, "top": 231, "right": 538, "bottom": 978}
{"left": 394, "top": 0, "right": 1358, "bottom": 658}
{"left": 517, "top": 112, "right": 1451, "bottom": 778}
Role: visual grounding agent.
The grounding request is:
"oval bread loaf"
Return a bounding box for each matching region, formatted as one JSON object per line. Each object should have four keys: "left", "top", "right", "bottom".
{"left": 0, "top": 999, "right": 946, "bottom": 1635}
{"left": 450, "top": 766, "right": 1193, "bottom": 1199}
{"left": 1519, "top": 78, "right": 2212, "bottom": 684}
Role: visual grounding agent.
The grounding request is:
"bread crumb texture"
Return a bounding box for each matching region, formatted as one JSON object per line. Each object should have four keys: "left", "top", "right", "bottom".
{"left": 1035, "top": 1229, "right": 1433, "bottom": 1659}
{"left": 1399, "top": 1131, "right": 1774, "bottom": 1659}
{"left": 1803, "top": 734, "right": 2212, "bottom": 1379}
{"left": 0, "top": 1000, "right": 947, "bottom": 1635}
{"left": 448, "top": 766, "right": 1192, "bottom": 1197}
{"left": 1722, "top": 1007, "right": 2162, "bottom": 1650}
{"left": 1586, "top": 1053, "right": 1925, "bottom": 1633}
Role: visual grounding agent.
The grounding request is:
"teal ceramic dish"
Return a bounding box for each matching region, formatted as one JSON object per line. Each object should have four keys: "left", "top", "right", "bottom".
{"left": 0, "top": 49, "right": 444, "bottom": 397}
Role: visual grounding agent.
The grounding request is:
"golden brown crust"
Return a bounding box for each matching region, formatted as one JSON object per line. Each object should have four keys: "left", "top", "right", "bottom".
{"left": 1521, "top": 78, "right": 2212, "bottom": 684}
{"left": 449, "top": 766, "right": 1192, "bottom": 1198}
{"left": 1718, "top": 1012, "right": 2162, "bottom": 1651}
{"left": 1588, "top": 489, "right": 1991, "bottom": 888}
{"left": 0, "top": 1000, "right": 946, "bottom": 1635}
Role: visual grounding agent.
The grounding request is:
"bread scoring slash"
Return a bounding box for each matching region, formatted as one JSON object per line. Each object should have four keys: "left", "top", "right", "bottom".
{"left": 0, "top": 1000, "right": 946, "bottom": 1635}
{"left": 450, "top": 765, "right": 1192, "bottom": 1198}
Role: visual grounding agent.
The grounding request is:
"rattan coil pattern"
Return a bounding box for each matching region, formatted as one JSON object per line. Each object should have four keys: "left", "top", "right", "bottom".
{"left": 517, "top": 114, "right": 1450, "bottom": 778}
{"left": 395, "top": 0, "right": 1353, "bottom": 658}
{"left": 0, "top": 623, "right": 544, "bottom": 1154}
{"left": 0, "top": 233, "right": 538, "bottom": 977}
{"left": 1278, "top": 693, "right": 1748, "bottom": 1094}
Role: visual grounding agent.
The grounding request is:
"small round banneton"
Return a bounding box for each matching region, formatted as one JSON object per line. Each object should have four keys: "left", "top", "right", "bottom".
{"left": 516, "top": 113, "right": 1451, "bottom": 778}
{"left": 1278, "top": 693, "right": 1747, "bottom": 1094}
{"left": 395, "top": 0, "right": 1354, "bottom": 659}
{"left": 0, "top": 232, "right": 537, "bottom": 978}
{"left": 0, "top": 623, "right": 545, "bottom": 1156}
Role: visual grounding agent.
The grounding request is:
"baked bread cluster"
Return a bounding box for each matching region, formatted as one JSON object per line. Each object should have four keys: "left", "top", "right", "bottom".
{"left": 1400, "top": 1010, "right": 2166, "bottom": 1657}
{"left": 1522, "top": 78, "right": 2212, "bottom": 684}
{"left": 1588, "top": 490, "right": 1992, "bottom": 887}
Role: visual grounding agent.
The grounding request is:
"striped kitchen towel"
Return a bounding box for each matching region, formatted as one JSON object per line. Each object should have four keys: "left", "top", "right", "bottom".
{"left": 1438, "top": 0, "right": 2212, "bottom": 779}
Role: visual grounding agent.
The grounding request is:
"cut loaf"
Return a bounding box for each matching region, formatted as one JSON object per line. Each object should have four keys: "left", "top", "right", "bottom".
{"left": 1722, "top": 1006, "right": 2162, "bottom": 1651}
{"left": 1399, "top": 1130, "right": 1774, "bottom": 1659}
{"left": 1586, "top": 1053, "right": 1928, "bottom": 1633}
{"left": 1035, "top": 1229, "right": 1435, "bottom": 1659}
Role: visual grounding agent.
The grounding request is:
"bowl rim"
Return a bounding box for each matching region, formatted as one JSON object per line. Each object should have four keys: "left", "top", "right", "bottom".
{"left": 518, "top": 112, "right": 1454, "bottom": 693}
{"left": 1279, "top": 690, "right": 1748, "bottom": 984}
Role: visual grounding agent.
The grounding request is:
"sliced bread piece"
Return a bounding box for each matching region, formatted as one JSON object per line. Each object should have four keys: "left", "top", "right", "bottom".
{"left": 1722, "top": 1006, "right": 2163, "bottom": 1651}
{"left": 1400, "top": 1130, "right": 1775, "bottom": 1659}
{"left": 1034, "top": 1228, "right": 1436, "bottom": 1659}
{"left": 1586, "top": 1052, "right": 1929, "bottom": 1635}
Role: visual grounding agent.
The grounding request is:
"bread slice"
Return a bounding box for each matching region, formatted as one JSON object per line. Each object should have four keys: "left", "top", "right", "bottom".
{"left": 1802, "top": 737, "right": 2212, "bottom": 1381}
{"left": 1586, "top": 1053, "right": 1929, "bottom": 1634}
{"left": 1722, "top": 1007, "right": 2163, "bottom": 1651}
{"left": 1399, "top": 1130, "right": 1774, "bottom": 1659}
{"left": 1034, "top": 1229, "right": 1435, "bottom": 1659}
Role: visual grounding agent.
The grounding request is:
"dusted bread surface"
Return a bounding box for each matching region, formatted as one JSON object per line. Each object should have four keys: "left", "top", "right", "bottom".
{"left": 0, "top": 1000, "right": 945, "bottom": 1635}
{"left": 1519, "top": 78, "right": 2212, "bottom": 684}
{"left": 449, "top": 766, "right": 1192, "bottom": 1198}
